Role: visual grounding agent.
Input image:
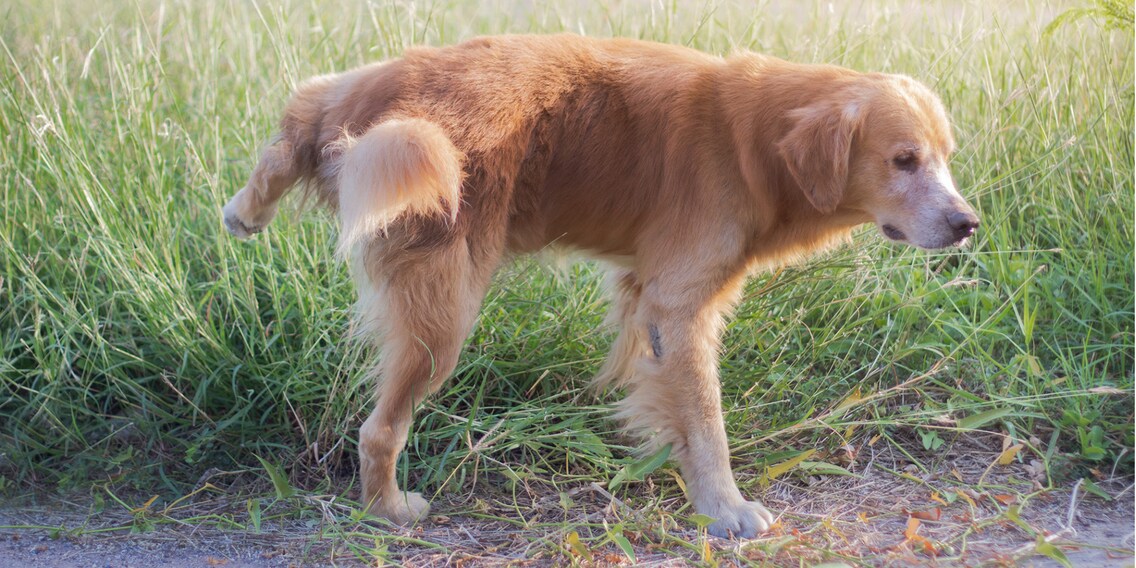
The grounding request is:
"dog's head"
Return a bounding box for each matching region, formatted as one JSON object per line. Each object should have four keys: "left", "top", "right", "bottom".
{"left": 778, "top": 74, "right": 978, "bottom": 249}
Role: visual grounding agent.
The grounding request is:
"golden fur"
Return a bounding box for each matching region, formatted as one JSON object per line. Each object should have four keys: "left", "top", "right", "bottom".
{"left": 223, "top": 34, "right": 978, "bottom": 538}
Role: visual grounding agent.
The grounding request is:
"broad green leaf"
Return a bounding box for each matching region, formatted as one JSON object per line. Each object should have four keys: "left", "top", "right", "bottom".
{"left": 765, "top": 450, "right": 816, "bottom": 481}
{"left": 627, "top": 443, "right": 672, "bottom": 479}
{"left": 1005, "top": 505, "right": 1034, "bottom": 534}
{"left": 958, "top": 407, "right": 1014, "bottom": 430}
{"left": 1081, "top": 478, "right": 1113, "bottom": 501}
{"left": 255, "top": 455, "right": 295, "bottom": 499}
{"left": 609, "top": 530, "right": 635, "bottom": 563}
{"left": 996, "top": 443, "right": 1024, "bottom": 466}
{"left": 1035, "top": 536, "right": 1072, "bottom": 568}
{"left": 798, "top": 461, "right": 859, "bottom": 477}
{"left": 566, "top": 530, "right": 591, "bottom": 561}
{"left": 689, "top": 513, "right": 717, "bottom": 529}
{"left": 558, "top": 491, "right": 575, "bottom": 510}
{"left": 834, "top": 388, "right": 866, "bottom": 413}
{"left": 610, "top": 443, "right": 671, "bottom": 490}
{"left": 609, "top": 469, "right": 627, "bottom": 491}
{"left": 1082, "top": 446, "right": 1107, "bottom": 461}
{"left": 246, "top": 498, "right": 261, "bottom": 533}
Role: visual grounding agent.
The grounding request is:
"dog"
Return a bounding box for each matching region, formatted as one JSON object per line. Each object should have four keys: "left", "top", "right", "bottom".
{"left": 222, "top": 34, "right": 978, "bottom": 539}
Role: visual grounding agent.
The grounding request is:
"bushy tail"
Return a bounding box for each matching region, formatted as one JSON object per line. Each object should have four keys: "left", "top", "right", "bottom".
{"left": 334, "top": 118, "right": 464, "bottom": 256}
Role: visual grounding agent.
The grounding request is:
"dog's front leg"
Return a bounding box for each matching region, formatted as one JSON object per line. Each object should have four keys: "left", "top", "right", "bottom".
{"left": 620, "top": 273, "right": 775, "bottom": 539}
{"left": 670, "top": 375, "right": 775, "bottom": 540}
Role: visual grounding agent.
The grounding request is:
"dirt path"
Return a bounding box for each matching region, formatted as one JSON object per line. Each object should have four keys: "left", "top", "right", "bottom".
{"left": 2, "top": 472, "right": 1132, "bottom": 567}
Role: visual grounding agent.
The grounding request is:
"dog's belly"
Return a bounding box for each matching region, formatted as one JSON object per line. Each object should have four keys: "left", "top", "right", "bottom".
{"left": 502, "top": 183, "right": 650, "bottom": 259}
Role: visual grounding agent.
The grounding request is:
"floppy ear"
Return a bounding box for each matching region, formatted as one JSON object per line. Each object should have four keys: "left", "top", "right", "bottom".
{"left": 777, "top": 101, "right": 862, "bottom": 214}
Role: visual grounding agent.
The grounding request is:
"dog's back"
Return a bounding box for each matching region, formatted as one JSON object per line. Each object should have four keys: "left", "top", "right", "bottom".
{"left": 269, "top": 35, "right": 758, "bottom": 258}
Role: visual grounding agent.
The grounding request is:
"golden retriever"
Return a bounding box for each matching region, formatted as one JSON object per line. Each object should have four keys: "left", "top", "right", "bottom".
{"left": 222, "top": 34, "right": 978, "bottom": 539}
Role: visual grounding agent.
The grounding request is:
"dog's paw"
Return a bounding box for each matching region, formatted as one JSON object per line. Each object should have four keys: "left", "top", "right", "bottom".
{"left": 222, "top": 194, "right": 268, "bottom": 240}
{"left": 368, "top": 491, "right": 430, "bottom": 526}
{"left": 704, "top": 499, "right": 775, "bottom": 539}
{"left": 223, "top": 211, "right": 262, "bottom": 239}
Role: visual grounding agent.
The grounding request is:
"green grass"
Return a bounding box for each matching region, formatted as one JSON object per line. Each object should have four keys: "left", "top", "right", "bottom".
{"left": 1, "top": 0, "right": 1132, "bottom": 563}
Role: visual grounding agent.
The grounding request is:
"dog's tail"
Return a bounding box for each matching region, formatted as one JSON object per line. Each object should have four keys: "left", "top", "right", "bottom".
{"left": 333, "top": 118, "right": 464, "bottom": 257}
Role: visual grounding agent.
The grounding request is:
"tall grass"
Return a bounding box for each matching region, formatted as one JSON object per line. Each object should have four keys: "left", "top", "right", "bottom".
{"left": 1, "top": 0, "right": 1131, "bottom": 503}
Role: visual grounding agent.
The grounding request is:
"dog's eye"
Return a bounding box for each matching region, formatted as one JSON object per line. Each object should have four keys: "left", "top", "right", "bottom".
{"left": 892, "top": 152, "right": 919, "bottom": 171}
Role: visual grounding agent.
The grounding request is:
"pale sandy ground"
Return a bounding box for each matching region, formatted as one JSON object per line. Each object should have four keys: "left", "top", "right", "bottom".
{"left": 1, "top": 474, "right": 1131, "bottom": 567}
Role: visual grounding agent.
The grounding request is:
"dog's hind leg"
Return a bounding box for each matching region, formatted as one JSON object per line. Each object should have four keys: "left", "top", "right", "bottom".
{"left": 353, "top": 236, "right": 494, "bottom": 525}
{"left": 593, "top": 269, "right": 648, "bottom": 391}
{"left": 223, "top": 138, "right": 299, "bottom": 239}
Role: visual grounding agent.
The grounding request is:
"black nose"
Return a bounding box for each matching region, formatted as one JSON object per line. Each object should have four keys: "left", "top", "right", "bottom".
{"left": 948, "top": 211, "right": 980, "bottom": 238}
